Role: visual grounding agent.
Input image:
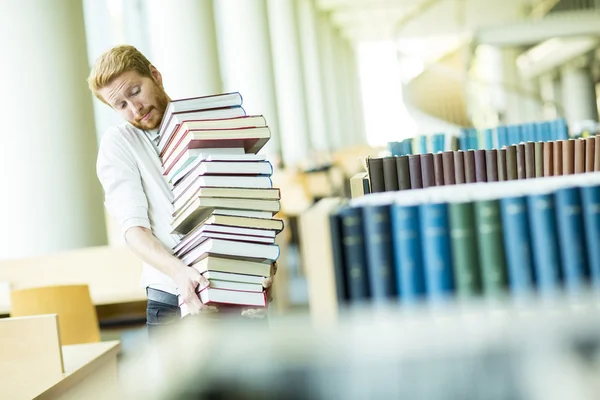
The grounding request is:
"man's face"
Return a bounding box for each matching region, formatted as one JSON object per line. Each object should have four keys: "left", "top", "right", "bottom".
{"left": 99, "top": 67, "right": 169, "bottom": 130}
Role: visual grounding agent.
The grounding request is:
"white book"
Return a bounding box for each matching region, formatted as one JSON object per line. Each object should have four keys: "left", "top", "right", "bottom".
{"left": 180, "top": 238, "right": 280, "bottom": 266}
{"left": 202, "top": 271, "right": 266, "bottom": 285}
{"left": 174, "top": 224, "right": 276, "bottom": 254}
{"left": 172, "top": 175, "right": 272, "bottom": 199}
{"left": 208, "top": 279, "right": 264, "bottom": 293}
{"left": 169, "top": 152, "right": 267, "bottom": 184}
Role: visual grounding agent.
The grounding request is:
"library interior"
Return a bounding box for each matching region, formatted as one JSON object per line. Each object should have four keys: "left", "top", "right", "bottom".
{"left": 3, "top": 0, "right": 600, "bottom": 398}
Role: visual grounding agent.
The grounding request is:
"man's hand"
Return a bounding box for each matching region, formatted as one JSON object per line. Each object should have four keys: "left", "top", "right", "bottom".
{"left": 241, "top": 262, "right": 277, "bottom": 319}
{"left": 174, "top": 267, "right": 218, "bottom": 315}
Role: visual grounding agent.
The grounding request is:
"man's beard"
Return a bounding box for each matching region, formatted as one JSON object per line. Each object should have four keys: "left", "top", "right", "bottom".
{"left": 130, "top": 88, "right": 169, "bottom": 131}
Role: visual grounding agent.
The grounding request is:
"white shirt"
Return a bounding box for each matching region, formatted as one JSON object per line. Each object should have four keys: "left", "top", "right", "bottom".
{"left": 96, "top": 122, "right": 182, "bottom": 295}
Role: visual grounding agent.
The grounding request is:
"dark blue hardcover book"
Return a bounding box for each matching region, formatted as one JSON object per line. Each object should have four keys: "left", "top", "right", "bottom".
{"left": 339, "top": 207, "right": 370, "bottom": 300}
{"left": 581, "top": 185, "right": 600, "bottom": 291}
{"left": 391, "top": 204, "right": 425, "bottom": 303}
{"left": 497, "top": 126, "right": 508, "bottom": 148}
{"left": 499, "top": 196, "right": 535, "bottom": 297}
{"left": 483, "top": 128, "right": 493, "bottom": 150}
{"left": 527, "top": 193, "right": 562, "bottom": 297}
{"left": 555, "top": 187, "right": 588, "bottom": 295}
{"left": 329, "top": 209, "right": 349, "bottom": 302}
{"left": 362, "top": 205, "right": 397, "bottom": 300}
{"left": 419, "top": 203, "right": 454, "bottom": 301}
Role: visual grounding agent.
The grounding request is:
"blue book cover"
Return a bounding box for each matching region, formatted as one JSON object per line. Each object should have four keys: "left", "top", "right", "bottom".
{"left": 527, "top": 193, "right": 562, "bottom": 297}
{"left": 458, "top": 129, "right": 469, "bottom": 150}
{"left": 469, "top": 129, "right": 479, "bottom": 150}
{"left": 555, "top": 187, "right": 588, "bottom": 295}
{"left": 581, "top": 185, "right": 600, "bottom": 291}
{"left": 541, "top": 121, "right": 552, "bottom": 141}
{"left": 419, "top": 203, "right": 454, "bottom": 301}
{"left": 553, "top": 118, "right": 569, "bottom": 140}
{"left": 507, "top": 125, "right": 520, "bottom": 145}
{"left": 499, "top": 196, "right": 535, "bottom": 297}
{"left": 483, "top": 128, "right": 493, "bottom": 150}
{"left": 402, "top": 139, "right": 413, "bottom": 156}
{"left": 497, "top": 126, "right": 508, "bottom": 148}
{"left": 420, "top": 135, "right": 429, "bottom": 154}
{"left": 391, "top": 204, "right": 425, "bottom": 303}
{"left": 339, "top": 207, "right": 370, "bottom": 300}
{"left": 362, "top": 205, "right": 397, "bottom": 300}
{"left": 388, "top": 141, "right": 402, "bottom": 156}
{"left": 533, "top": 122, "right": 543, "bottom": 142}
{"left": 521, "top": 123, "right": 535, "bottom": 143}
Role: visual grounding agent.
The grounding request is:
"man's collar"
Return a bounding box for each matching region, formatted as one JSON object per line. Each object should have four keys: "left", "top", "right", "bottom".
{"left": 144, "top": 128, "right": 160, "bottom": 143}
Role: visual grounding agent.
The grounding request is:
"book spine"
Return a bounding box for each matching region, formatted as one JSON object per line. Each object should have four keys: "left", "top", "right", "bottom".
{"left": 408, "top": 155, "right": 423, "bottom": 189}
{"left": 464, "top": 150, "right": 476, "bottom": 183}
{"left": 362, "top": 205, "right": 397, "bottom": 300}
{"left": 574, "top": 139, "right": 585, "bottom": 174}
{"left": 525, "top": 142, "right": 535, "bottom": 179}
{"left": 474, "top": 199, "right": 508, "bottom": 298}
{"left": 555, "top": 187, "right": 588, "bottom": 296}
{"left": 340, "top": 207, "right": 370, "bottom": 300}
{"left": 485, "top": 149, "right": 499, "bottom": 182}
{"left": 454, "top": 150, "right": 466, "bottom": 184}
{"left": 534, "top": 142, "right": 544, "bottom": 178}
{"left": 391, "top": 204, "right": 425, "bottom": 303}
{"left": 367, "top": 158, "right": 385, "bottom": 193}
{"left": 433, "top": 153, "right": 445, "bottom": 186}
{"left": 497, "top": 149, "right": 507, "bottom": 181}
{"left": 499, "top": 196, "right": 535, "bottom": 297}
{"left": 474, "top": 149, "right": 487, "bottom": 182}
{"left": 329, "top": 210, "right": 348, "bottom": 302}
{"left": 585, "top": 137, "right": 595, "bottom": 172}
{"left": 553, "top": 140, "right": 563, "bottom": 176}
{"left": 526, "top": 193, "right": 562, "bottom": 297}
{"left": 581, "top": 185, "right": 600, "bottom": 291}
{"left": 595, "top": 136, "right": 600, "bottom": 172}
{"left": 421, "top": 153, "right": 435, "bottom": 188}
{"left": 442, "top": 151, "right": 456, "bottom": 185}
{"left": 516, "top": 144, "right": 526, "bottom": 179}
{"left": 382, "top": 157, "right": 399, "bottom": 191}
{"left": 396, "top": 156, "right": 412, "bottom": 190}
{"left": 506, "top": 145, "right": 518, "bottom": 180}
{"left": 563, "top": 139, "right": 575, "bottom": 175}
{"left": 543, "top": 141, "right": 554, "bottom": 177}
{"left": 448, "top": 202, "right": 481, "bottom": 299}
{"left": 419, "top": 203, "right": 454, "bottom": 301}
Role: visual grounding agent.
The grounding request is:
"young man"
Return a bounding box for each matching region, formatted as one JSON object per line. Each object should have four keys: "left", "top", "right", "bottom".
{"left": 88, "top": 45, "right": 274, "bottom": 338}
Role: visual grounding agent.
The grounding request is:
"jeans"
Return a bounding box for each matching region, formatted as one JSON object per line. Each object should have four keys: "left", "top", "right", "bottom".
{"left": 146, "top": 299, "right": 180, "bottom": 343}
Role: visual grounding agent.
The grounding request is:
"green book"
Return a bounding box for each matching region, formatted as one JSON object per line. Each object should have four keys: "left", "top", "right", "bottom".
{"left": 474, "top": 199, "right": 508, "bottom": 298}
{"left": 448, "top": 202, "right": 482, "bottom": 299}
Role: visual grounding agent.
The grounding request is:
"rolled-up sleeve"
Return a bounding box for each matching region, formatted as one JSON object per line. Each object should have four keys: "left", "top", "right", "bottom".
{"left": 96, "top": 129, "right": 151, "bottom": 236}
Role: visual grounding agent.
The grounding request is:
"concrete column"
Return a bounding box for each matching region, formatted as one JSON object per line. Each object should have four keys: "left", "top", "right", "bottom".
{"left": 316, "top": 12, "right": 343, "bottom": 150}
{"left": 146, "top": 0, "right": 222, "bottom": 98}
{"left": 499, "top": 47, "right": 523, "bottom": 124}
{"left": 344, "top": 41, "right": 367, "bottom": 145}
{"left": 267, "top": 0, "right": 311, "bottom": 168}
{"left": 296, "top": 0, "right": 329, "bottom": 153}
{"left": 539, "top": 73, "right": 561, "bottom": 119}
{"left": 520, "top": 78, "right": 543, "bottom": 122}
{"left": 0, "top": 0, "right": 107, "bottom": 259}
{"left": 561, "top": 57, "right": 598, "bottom": 130}
{"left": 214, "top": 0, "right": 281, "bottom": 161}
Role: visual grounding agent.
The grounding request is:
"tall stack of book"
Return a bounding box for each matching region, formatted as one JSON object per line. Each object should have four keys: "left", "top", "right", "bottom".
{"left": 158, "top": 93, "right": 284, "bottom": 315}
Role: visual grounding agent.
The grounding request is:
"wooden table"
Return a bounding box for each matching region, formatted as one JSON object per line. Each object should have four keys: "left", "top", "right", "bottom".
{"left": 35, "top": 341, "right": 122, "bottom": 399}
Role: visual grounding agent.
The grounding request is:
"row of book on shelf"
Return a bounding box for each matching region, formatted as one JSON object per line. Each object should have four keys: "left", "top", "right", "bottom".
{"left": 388, "top": 118, "right": 570, "bottom": 156}
{"left": 325, "top": 172, "right": 600, "bottom": 305}
{"left": 156, "top": 92, "right": 283, "bottom": 315}
{"left": 366, "top": 136, "right": 600, "bottom": 194}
